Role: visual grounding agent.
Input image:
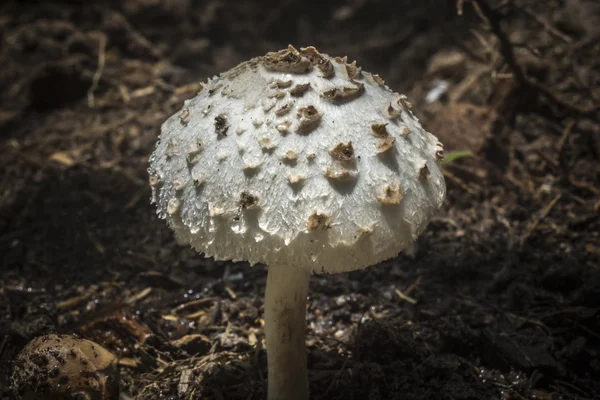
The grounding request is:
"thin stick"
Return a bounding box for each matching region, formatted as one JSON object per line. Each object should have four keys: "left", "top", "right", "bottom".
{"left": 522, "top": 6, "right": 572, "bottom": 43}
{"left": 443, "top": 169, "right": 479, "bottom": 195}
{"left": 87, "top": 32, "right": 107, "bottom": 108}
{"left": 474, "top": 0, "right": 600, "bottom": 116}
{"left": 395, "top": 288, "right": 417, "bottom": 305}
{"left": 519, "top": 193, "right": 562, "bottom": 247}
{"left": 556, "top": 119, "right": 575, "bottom": 153}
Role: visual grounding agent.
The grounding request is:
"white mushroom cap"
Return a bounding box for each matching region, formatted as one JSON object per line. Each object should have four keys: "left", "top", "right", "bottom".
{"left": 149, "top": 46, "right": 446, "bottom": 273}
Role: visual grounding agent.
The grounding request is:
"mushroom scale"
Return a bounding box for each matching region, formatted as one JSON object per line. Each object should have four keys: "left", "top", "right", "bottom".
{"left": 149, "top": 45, "right": 446, "bottom": 273}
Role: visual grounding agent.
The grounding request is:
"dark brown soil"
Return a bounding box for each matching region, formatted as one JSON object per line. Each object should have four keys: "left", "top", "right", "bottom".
{"left": 1, "top": 1, "right": 599, "bottom": 399}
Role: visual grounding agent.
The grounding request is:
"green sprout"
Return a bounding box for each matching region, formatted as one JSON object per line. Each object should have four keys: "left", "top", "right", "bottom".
{"left": 441, "top": 150, "right": 473, "bottom": 166}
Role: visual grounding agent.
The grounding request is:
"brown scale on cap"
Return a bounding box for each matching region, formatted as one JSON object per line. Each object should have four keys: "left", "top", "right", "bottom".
{"left": 377, "top": 183, "right": 403, "bottom": 205}
{"left": 435, "top": 142, "right": 444, "bottom": 160}
{"left": 262, "top": 98, "right": 277, "bottom": 112}
{"left": 173, "top": 179, "right": 184, "bottom": 192}
{"left": 345, "top": 61, "right": 360, "bottom": 79}
{"left": 282, "top": 150, "right": 298, "bottom": 163}
{"left": 376, "top": 137, "right": 396, "bottom": 154}
{"left": 386, "top": 103, "right": 402, "bottom": 119}
{"left": 166, "top": 139, "right": 176, "bottom": 158}
{"left": 149, "top": 173, "right": 161, "bottom": 187}
{"left": 271, "top": 79, "right": 293, "bottom": 89}
{"left": 371, "top": 123, "right": 390, "bottom": 137}
{"left": 321, "top": 82, "right": 365, "bottom": 103}
{"left": 306, "top": 212, "right": 331, "bottom": 231}
{"left": 371, "top": 74, "right": 385, "bottom": 86}
{"left": 419, "top": 163, "right": 431, "bottom": 180}
{"left": 290, "top": 83, "right": 310, "bottom": 97}
{"left": 191, "top": 170, "right": 204, "bottom": 187}
{"left": 225, "top": 64, "right": 248, "bottom": 81}
{"left": 268, "top": 90, "right": 287, "bottom": 100}
{"left": 276, "top": 120, "right": 291, "bottom": 134}
{"left": 326, "top": 168, "right": 356, "bottom": 181}
{"left": 258, "top": 137, "right": 276, "bottom": 150}
{"left": 398, "top": 95, "right": 413, "bottom": 109}
{"left": 193, "top": 179, "right": 203, "bottom": 188}
{"left": 208, "top": 83, "right": 222, "bottom": 97}
{"left": 186, "top": 140, "right": 203, "bottom": 164}
{"left": 209, "top": 206, "right": 226, "bottom": 217}
{"left": 317, "top": 60, "right": 334, "bottom": 77}
{"left": 167, "top": 198, "right": 181, "bottom": 215}
{"left": 239, "top": 192, "right": 259, "bottom": 210}
{"left": 299, "top": 46, "right": 335, "bottom": 78}
{"left": 215, "top": 114, "right": 229, "bottom": 136}
{"left": 262, "top": 45, "right": 312, "bottom": 74}
{"left": 296, "top": 105, "right": 322, "bottom": 133}
{"left": 243, "top": 162, "right": 262, "bottom": 173}
{"left": 179, "top": 108, "right": 190, "bottom": 126}
{"left": 401, "top": 127, "right": 410, "bottom": 137}
{"left": 275, "top": 102, "right": 293, "bottom": 116}
{"left": 287, "top": 174, "right": 305, "bottom": 185}
{"left": 359, "top": 224, "right": 375, "bottom": 237}
{"left": 365, "top": 72, "right": 385, "bottom": 86}
{"left": 306, "top": 153, "right": 316, "bottom": 161}
{"left": 329, "top": 142, "right": 355, "bottom": 161}
{"left": 220, "top": 84, "right": 234, "bottom": 97}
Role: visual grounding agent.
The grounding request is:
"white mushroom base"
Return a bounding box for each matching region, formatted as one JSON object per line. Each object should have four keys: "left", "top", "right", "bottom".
{"left": 264, "top": 264, "right": 310, "bottom": 400}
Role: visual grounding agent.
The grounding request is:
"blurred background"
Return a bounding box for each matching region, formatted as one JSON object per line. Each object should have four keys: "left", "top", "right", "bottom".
{"left": 1, "top": 0, "right": 599, "bottom": 399}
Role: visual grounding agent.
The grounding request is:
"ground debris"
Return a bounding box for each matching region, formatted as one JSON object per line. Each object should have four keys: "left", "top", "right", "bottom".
{"left": 1, "top": 1, "right": 599, "bottom": 399}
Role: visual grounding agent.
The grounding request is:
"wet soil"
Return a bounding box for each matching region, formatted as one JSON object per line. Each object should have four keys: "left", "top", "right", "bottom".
{"left": 1, "top": 1, "right": 599, "bottom": 399}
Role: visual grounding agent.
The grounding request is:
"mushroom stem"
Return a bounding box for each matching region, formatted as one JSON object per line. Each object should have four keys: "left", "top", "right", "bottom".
{"left": 264, "top": 264, "right": 311, "bottom": 400}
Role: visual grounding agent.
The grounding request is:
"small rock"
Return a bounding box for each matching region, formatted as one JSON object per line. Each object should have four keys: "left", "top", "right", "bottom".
{"left": 11, "top": 334, "right": 119, "bottom": 400}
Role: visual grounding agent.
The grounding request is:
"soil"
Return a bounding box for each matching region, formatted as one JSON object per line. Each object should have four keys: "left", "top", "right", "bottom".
{"left": 1, "top": 0, "right": 599, "bottom": 399}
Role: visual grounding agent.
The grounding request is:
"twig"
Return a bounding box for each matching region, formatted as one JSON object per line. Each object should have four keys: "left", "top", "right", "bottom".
{"left": 556, "top": 119, "right": 575, "bottom": 153}
{"left": 87, "top": 32, "right": 107, "bottom": 108}
{"left": 528, "top": 79, "right": 600, "bottom": 116}
{"left": 572, "top": 63, "right": 600, "bottom": 102}
{"left": 474, "top": 0, "right": 526, "bottom": 84}
{"left": 394, "top": 277, "right": 421, "bottom": 305}
{"left": 473, "top": 0, "right": 600, "bottom": 117}
{"left": 519, "top": 193, "right": 562, "bottom": 247}
{"left": 322, "top": 357, "right": 349, "bottom": 397}
{"left": 224, "top": 286, "right": 237, "bottom": 300}
{"left": 404, "top": 276, "right": 422, "bottom": 297}
{"left": 522, "top": 6, "right": 572, "bottom": 43}
{"left": 107, "top": 10, "right": 162, "bottom": 59}
{"left": 442, "top": 169, "right": 479, "bottom": 195}
{"left": 554, "top": 380, "right": 592, "bottom": 398}
{"left": 568, "top": 176, "right": 600, "bottom": 196}
{"left": 56, "top": 288, "right": 96, "bottom": 310}
{"left": 395, "top": 288, "right": 417, "bottom": 305}
{"left": 125, "top": 287, "right": 153, "bottom": 305}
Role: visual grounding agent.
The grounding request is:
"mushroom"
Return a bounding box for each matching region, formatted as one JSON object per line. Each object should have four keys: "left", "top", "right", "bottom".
{"left": 148, "top": 45, "right": 446, "bottom": 400}
{"left": 11, "top": 334, "right": 119, "bottom": 400}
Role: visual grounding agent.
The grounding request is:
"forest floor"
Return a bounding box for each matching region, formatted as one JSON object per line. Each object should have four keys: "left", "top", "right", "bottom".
{"left": 1, "top": 0, "right": 599, "bottom": 399}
